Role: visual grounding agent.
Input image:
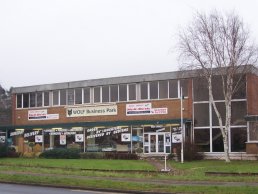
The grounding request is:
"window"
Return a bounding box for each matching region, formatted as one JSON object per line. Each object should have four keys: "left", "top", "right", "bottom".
{"left": 119, "top": 84, "right": 127, "bottom": 101}
{"left": 75, "top": 88, "right": 82, "bottom": 104}
{"left": 194, "top": 129, "right": 210, "bottom": 152}
{"left": 212, "top": 102, "right": 226, "bottom": 126}
{"left": 84, "top": 87, "right": 91, "bottom": 103}
{"left": 29, "top": 93, "right": 36, "bottom": 107}
{"left": 128, "top": 84, "right": 136, "bottom": 101}
{"left": 67, "top": 89, "right": 74, "bottom": 105}
{"left": 194, "top": 103, "right": 209, "bottom": 127}
{"left": 249, "top": 122, "right": 258, "bottom": 141}
{"left": 94, "top": 87, "right": 101, "bottom": 103}
{"left": 231, "top": 127, "right": 246, "bottom": 152}
{"left": 110, "top": 85, "right": 118, "bottom": 102}
{"left": 36, "top": 92, "right": 43, "bottom": 107}
{"left": 17, "top": 94, "right": 22, "bottom": 108}
{"left": 231, "top": 101, "right": 246, "bottom": 126}
{"left": 140, "top": 82, "right": 148, "bottom": 100}
{"left": 60, "top": 90, "right": 66, "bottom": 105}
{"left": 44, "top": 92, "right": 50, "bottom": 106}
{"left": 212, "top": 128, "right": 224, "bottom": 152}
{"left": 193, "top": 77, "right": 209, "bottom": 101}
{"left": 159, "top": 80, "right": 168, "bottom": 99}
{"left": 150, "top": 81, "right": 158, "bottom": 99}
{"left": 53, "top": 90, "right": 59, "bottom": 106}
{"left": 180, "top": 79, "right": 188, "bottom": 97}
{"left": 169, "top": 80, "right": 178, "bottom": 98}
{"left": 23, "top": 93, "right": 29, "bottom": 108}
{"left": 102, "top": 86, "right": 110, "bottom": 103}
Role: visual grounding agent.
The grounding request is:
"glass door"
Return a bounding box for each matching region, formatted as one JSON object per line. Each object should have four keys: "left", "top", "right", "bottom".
{"left": 158, "top": 134, "right": 164, "bottom": 152}
{"left": 143, "top": 133, "right": 170, "bottom": 154}
{"left": 150, "top": 134, "right": 156, "bottom": 153}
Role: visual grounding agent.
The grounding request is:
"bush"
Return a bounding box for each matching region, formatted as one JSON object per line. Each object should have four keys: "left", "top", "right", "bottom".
{"left": 104, "top": 152, "right": 139, "bottom": 160}
{"left": 176, "top": 140, "right": 204, "bottom": 161}
{"left": 39, "top": 148, "right": 80, "bottom": 159}
{"left": 0, "top": 145, "right": 7, "bottom": 157}
{"left": 80, "top": 152, "right": 105, "bottom": 159}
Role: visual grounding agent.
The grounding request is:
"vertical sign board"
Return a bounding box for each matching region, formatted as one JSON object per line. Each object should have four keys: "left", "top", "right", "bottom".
{"left": 60, "top": 134, "right": 66, "bottom": 145}
{"left": 75, "top": 134, "right": 84, "bottom": 142}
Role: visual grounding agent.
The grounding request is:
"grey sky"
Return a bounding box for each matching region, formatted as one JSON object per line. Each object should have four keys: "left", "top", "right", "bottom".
{"left": 0, "top": 0, "right": 257, "bottom": 89}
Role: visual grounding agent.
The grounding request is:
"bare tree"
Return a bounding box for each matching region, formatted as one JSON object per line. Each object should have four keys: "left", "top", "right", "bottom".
{"left": 178, "top": 11, "right": 258, "bottom": 162}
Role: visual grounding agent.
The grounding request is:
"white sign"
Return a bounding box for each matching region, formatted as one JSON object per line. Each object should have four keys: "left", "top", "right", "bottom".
{"left": 10, "top": 130, "right": 24, "bottom": 137}
{"left": 126, "top": 103, "right": 151, "bottom": 115}
{"left": 0, "top": 136, "right": 5, "bottom": 143}
{"left": 86, "top": 127, "right": 129, "bottom": 139}
{"left": 60, "top": 134, "right": 66, "bottom": 145}
{"left": 24, "top": 131, "right": 39, "bottom": 138}
{"left": 35, "top": 135, "right": 43, "bottom": 143}
{"left": 67, "top": 105, "right": 117, "bottom": 117}
{"left": 121, "top": 133, "right": 131, "bottom": 142}
{"left": 28, "top": 109, "right": 59, "bottom": 120}
{"left": 172, "top": 134, "right": 182, "bottom": 143}
{"left": 75, "top": 134, "right": 84, "bottom": 142}
{"left": 126, "top": 103, "right": 167, "bottom": 116}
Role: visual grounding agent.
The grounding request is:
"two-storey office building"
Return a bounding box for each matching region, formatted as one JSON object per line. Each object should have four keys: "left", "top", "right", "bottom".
{"left": 2, "top": 66, "right": 258, "bottom": 159}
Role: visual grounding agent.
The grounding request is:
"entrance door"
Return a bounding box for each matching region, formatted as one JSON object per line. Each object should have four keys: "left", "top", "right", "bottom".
{"left": 144, "top": 133, "right": 171, "bottom": 154}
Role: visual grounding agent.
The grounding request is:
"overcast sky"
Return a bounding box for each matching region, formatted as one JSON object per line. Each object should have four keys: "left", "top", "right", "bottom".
{"left": 0, "top": 0, "right": 257, "bottom": 89}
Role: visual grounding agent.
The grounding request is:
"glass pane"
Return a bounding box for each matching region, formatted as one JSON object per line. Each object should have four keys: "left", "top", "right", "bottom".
{"left": 194, "top": 103, "right": 209, "bottom": 127}
{"left": 102, "top": 86, "right": 110, "bottom": 103}
{"left": 17, "top": 94, "right": 22, "bottom": 108}
{"left": 36, "top": 92, "right": 42, "bottom": 107}
{"left": 23, "top": 93, "right": 29, "bottom": 108}
{"left": 150, "top": 81, "right": 158, "bottom": 99}
{"left": 249, "top": 122, "right": 258, "bottom": 141}
{"left": 29, "top": 93, "right": 36, "bottom": 107}
{"left": 194, "top": 129, "right": 210, "bottom": 152}
{"left": 44, "top": 92, "right": 49, "bottom": 106}
{"left": 84, "top": 87, "right": 91, "bottom": 103}
{"left": 231, "top": 101, "right": 246, "bottom": 126}
{"left": 53, "top": 90, "right": 59, "bottom": 106}
{"left": 129, "top": 84, "right": 136, "bottom": 101}
{"left": 158, "top": 134, "right": 164, "bottom": 152}
{"left": 60, "top": 89, "right": 67, "bottom": 105}
{"left": 94, "top": 87, "right": 101, "bottom": 103}
{"left": 67, "top": 89, "right": 74, "bottom": 105}
{"left": 110, "top": 85, "right": 118, "bottom": 102}
{"left": 193, "top": 77, "right": 209, "bottom": 101}
{"left": 140, "top": 82, "right": 148, "bottom": 100}
{"left": 212, "top": 76, "right": 224, "bottom": 100}
{"left": 150, "top": 135, "right": 156, "bottom": 152}
{"left": 180, "top": 79, "right": 188, "bottom": 97}
{"left": 231, "top": 128, "right": 246, "bottom": 152}
{"left": 75, "top": 88, "right": 82, "bottom": 104}
{"left": 212, "top": 128, "right": 224, "bottom": 152}
{"left": 119, "top": 84, "right": 127, "bottom": 101}
{"left": 212, "top": 102, "right": 226, "bottom": 126}
{"left": 159, "top": 80, "right": 168, "bottom": 99}
{"left": 169, "top": 80, "right": 178, "bottom": 98}
{"left": 233, "top": 75, "right": 246, "bottom": 99}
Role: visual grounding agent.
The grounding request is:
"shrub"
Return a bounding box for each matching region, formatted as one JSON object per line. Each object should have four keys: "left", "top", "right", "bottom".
{"left": 104, "top": 152, "right": 139, "bottom": 160}
{"left": 39, "top": 148, "right": 80, "bottom": 159}
{"left": 175, "top": 140, "right": 204, "bottom": 161}
{"left": 80, "top": 152, "right": 105, "bottom": 159}
{"left": 0, "top": 145, "right": 7, "bottom": 157}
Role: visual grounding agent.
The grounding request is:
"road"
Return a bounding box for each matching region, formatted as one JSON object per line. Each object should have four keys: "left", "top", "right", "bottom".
{"left": 0, "top": 183, "right": 123, "bottom": 194}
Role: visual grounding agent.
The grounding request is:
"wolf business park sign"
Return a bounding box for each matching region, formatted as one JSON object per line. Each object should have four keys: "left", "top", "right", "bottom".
{"left": 67, "top": 105, "right": 117, "bottom": 117}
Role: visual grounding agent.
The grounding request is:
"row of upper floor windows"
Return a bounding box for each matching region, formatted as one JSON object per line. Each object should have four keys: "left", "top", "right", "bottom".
{"left": 16, "top": 80, "right": 189, "bottom": 109}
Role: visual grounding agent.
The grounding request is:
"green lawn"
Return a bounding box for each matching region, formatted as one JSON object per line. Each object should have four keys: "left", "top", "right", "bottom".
{"left": 0, "top": 158, "right": 155, "bottom": 171}
{"left": 1, "top": 158, "right": 258, "bottom": 193}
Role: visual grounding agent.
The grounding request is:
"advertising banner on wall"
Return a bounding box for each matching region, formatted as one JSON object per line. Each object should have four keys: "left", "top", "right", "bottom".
{"left": 126, "top": 103, "right": 168, "bottom": 116}
{"left": 66, "top": 105, "right": 117, "bottom": 117}
{"left": 172, "top": 134, "right": 182, "bottom": 143}
{"left": 121, "top": 133, "right": 131, "bottom": 142}
{"left": 35, "top": 135, "right": 43, "bottom": 143}
{"left": 60, "top": 134, "right": 66, "bottom": 145}
{"left": 28, "top": 109, "right": 59, "bottom": 121}
{"left": 0, "top": 136, "right": 5, "bottom": 143}
{"left": 75, "top": 134, "right": 84, "bottom": 142}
